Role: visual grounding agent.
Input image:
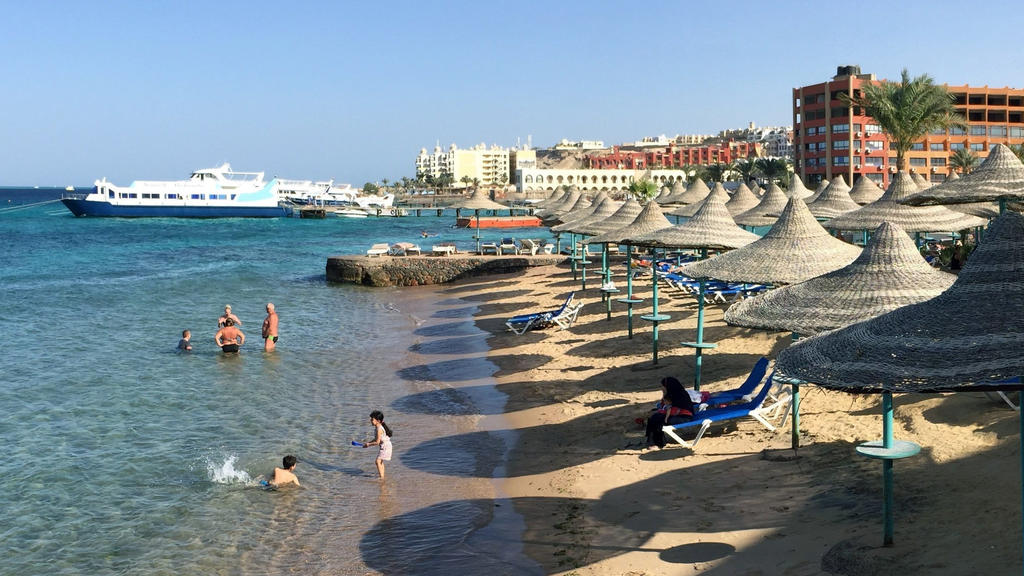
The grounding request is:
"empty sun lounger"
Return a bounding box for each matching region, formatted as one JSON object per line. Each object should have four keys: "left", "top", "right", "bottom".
{"left": 505, "top": 293, "right": 583, "bottom": 335}
{"left": 479, "top": 242, "right": 499, "bottom": 255}
{"left": 500, "top": 237, "right": 520, "bottom": 255}
{"left": 366, "top": 243, "right": 389, "bottom": 257}
{"left": 520, "top": 238, "right": 540, "bottom": 256}
{"left": 389, "top": 242, "right": 421, "bottom": 256}
{"left": 662, "top": 371, "right": 791, "bottom": 450}
{"left": 431, "top": 242, "right": 457, "bottom": 256}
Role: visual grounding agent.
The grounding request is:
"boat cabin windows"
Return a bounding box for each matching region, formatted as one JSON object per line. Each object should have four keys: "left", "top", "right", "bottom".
{"left": 190, "top": 194, "right": 205, "bottom": 200}
{"left": 119, "top": 193, "right": 138, "bottom": 199}
{"left": 167, "top": 193, "right": 180, "bottom": 199}
{"left": 209, "top": 193, "right": 228, "bottom": 200}
{"left": 141, "top": 193, "right": 160, "bottom": 199}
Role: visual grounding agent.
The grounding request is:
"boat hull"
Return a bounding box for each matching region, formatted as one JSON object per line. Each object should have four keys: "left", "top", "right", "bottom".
{"left": 456, "top": 216, "right": 542, "bottom": 228}
{"left": 62, "top": 198, "right": 289, "bottom": 218}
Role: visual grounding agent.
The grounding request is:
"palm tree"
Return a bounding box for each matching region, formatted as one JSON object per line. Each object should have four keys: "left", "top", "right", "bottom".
{"left": 842, "top": 69, "right": 966, "bottom": 171}
{"left": 705, "top": 162, "right": 730, "bottom": 182}
{"left": 1009, "top": 144, "right": 1024, "bottom": 164}
{"left": 627, "top": 179, "right": 658, "bottom": 204}
{"left": 734, "top": 159, "right": 758, "bottom": 183}
{"left": 755, "top": 157, "right": 792, "bottom": 186}
{"left": 949, "top": 148, "right": 979, "bottom": 174}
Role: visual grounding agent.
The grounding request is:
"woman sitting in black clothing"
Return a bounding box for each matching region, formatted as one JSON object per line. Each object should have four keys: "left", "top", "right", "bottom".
{"left": 645, "top": 376, "right": 696, "bottom": 449}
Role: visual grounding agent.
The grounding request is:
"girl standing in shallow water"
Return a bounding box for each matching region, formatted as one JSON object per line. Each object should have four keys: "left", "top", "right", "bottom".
{"left": 362, "top": 410, "right": 393, "bottom": 478}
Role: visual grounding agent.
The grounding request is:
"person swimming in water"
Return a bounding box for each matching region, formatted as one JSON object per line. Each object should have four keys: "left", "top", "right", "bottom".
{"left": 260, "top": 455, "right": 300, "bottom": 487}
{"left": 215, "top": 317, "right": 245, "bottom": 353}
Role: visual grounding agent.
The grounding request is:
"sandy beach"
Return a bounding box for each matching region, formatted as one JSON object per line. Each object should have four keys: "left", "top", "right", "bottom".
{"left": 445, "top": 260, "right": 1022, "bottom": 575}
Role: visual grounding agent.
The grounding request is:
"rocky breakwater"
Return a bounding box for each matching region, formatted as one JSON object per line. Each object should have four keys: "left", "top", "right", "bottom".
{"left": 326, "top": 254, "right": 565, "bottom": 287}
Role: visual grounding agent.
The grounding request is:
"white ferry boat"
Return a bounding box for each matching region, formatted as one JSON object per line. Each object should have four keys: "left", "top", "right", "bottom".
{"left": 61, "top": 164, "right": 289, "bottom": 218}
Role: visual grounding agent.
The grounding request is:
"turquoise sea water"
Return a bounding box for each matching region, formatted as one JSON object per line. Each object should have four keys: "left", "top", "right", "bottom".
{"left": 0, "top": 190, "right": 542, "bottom": 575}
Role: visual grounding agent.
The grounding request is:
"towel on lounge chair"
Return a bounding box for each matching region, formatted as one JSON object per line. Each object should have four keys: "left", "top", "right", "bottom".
{"left": 366, "top": 243, "right": 389, "bottom": 257}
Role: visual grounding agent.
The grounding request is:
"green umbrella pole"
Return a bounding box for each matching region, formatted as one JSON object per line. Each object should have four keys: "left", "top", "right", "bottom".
{"left": 791, "top": 333, "right": 802, "bottom": 450}
{"left": 475, "top": 211, "right": 482, "bottom": 254}
{"left": 555, "top": 233, "right": 562, "bottom": 254}
{"left": 883, "top": 391, "right": 895, "bottom": 546}
{"left": 626, "top": 245, "right": 636, "bottom": 338}
{"left": 1000, "top": 198, "right": 1007, "bottom": 214}
{"left": 651, "top": 249, "right": 661, "bottom": 363}
{"left": 862, "top": 229, "right": 869, "bottom": 247}
{"left": 693, "top": 279, "right": 707, "bottom": 390}
{"left": 571, "top": 233, "right": 578, "bottom": 280}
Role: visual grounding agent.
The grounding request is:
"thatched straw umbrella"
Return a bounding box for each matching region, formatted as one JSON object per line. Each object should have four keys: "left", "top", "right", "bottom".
{"left": 654, "top": 185, "right": 671, "bottom": 203}
{"left": 535, "top": 188, "right": 580, "bottom": 219}
{"left": 625, "top": 194, "right": 758, "bottom": 371}
{"left": 776, "top": 211, "right": 1024, "bottom": 548}
{"left": 807, "top": 175, "right": 860, "bottom": 220}
{"left": 725, "top": 182, "right": 762, "bottom": 216}
{"left": 748, "top": 180, "right": 763, "bottom": 198}
{"left": 903, "top": 143, "right": 1024, "bottom": 214}
{"left": 848, "top": 177, "right": 885, "bottom": 205}
{"left": 667, "top": 182, "right": 730, "bottom": 219}
{"left": 533, "top": 188, "right": 563, "bottom": 210}
{"left": 786, "top": 175, "right": 814, "bottom": 200}
{"left": 667, "top": 178, "right": 711, "bottom": 206}
{"left": 735, "top": 182, "right": 789, "bottom": 228}
{"left": 452, "top": 189, "right": 510, "bottom": 253}
{"left": 726, "top": 221, "right": 955, "bottom": 336}
{"left": 806, "top": 178, "right": 832, "bottom": 203}
{"left": 910, "top": 171, "right": 931, "bottom": 190}
{"left": 552, "top": 192, "right": 608, "bottom": 281}
{"left": 828, "top": 172, "right": 988, "bottom": 238}
{"left": 556, "top": 197, "right": 622, "bottom": 291}
{"left": 577, "top": 197, "right": 643, "bottom": 306}
{"left": 587, "top": 201, "right": 673, "bottom": 340}
{"left": 680, "top": 196, "right": 862, "bottom": 286}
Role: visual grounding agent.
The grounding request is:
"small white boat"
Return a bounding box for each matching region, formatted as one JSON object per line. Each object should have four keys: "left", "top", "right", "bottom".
{"left": 334, "top": 208, "right": 369, "bottom": 218}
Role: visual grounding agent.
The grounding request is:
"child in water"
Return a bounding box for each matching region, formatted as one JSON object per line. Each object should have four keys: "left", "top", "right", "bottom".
{"left": 361, "top": 410, "right": 393, "bottom": 478}
{"left": 260, "top": 455, "right": 300, "bottom": 488}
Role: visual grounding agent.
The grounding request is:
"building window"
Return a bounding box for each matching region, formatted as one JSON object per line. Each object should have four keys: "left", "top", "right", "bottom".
{"left": 865, "top": 157, "right": 884, "bottom": 167}
{"left": 910, "top": 142, "right": 925, "bottom": 151}
{"left": 990, "top": 126, "right": 1008, "bottom": 137}
{"left": 866, "top": 173, "right": 884, "bottom": 184}
{"left": 909, "top": 158, "right": 927, "bottom": 167}
{"left": 930, "top": 128, "right": 947, "bottom": 135}
{"left": 865, "top": 124, "right": 883, "bottom": 135}
{"left": 853, "top": 123, "right": 862, "bottom": 132}
{"left": 950, "top": 126, "right": 966, "bottom": 135}
{"left": 865, "top": 140, "right": 885, "bottom": 152}
{"left": 832, "top": 124, "right": 850, "bottom": 133}
{"left": 833, "top": 140, "right": 849, "bottom": 150}
{"left": 834, "top": 155, "right": 849, "bottom": 166}
{"left": 970, "top": 142, "right": 985, "bottom": 151}
{"left": 970, "top": 125, "right": 987, "bottom": 136}
{"left": 1011, "top": 127, "right": 1024, "bottom": 138}
{"left": 950, "top": 142, "right": 965, "bottom": 150}
{"left": 931, "top": 157, "right": 946, "bottom": 166}
{"left": 929, "top": 143, "right": 945, "bottom": 151}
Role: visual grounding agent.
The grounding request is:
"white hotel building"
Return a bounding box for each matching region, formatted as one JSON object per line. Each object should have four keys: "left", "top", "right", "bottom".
{"left": 516, "top": 168, "right": 689, "bottom": 197}
{"left": 415, "top": 143, "right": 510, "bottom": 187}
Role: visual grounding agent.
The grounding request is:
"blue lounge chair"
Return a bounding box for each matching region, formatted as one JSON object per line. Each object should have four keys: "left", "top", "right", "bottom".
{"left": 505, "top": 293, "right": 582, "bottom": 335}
{"left": 662, "top": 371, "right": 791, "bottom": 449}
{"left": 703, "top": 357, "right": 771, "bottom": 406}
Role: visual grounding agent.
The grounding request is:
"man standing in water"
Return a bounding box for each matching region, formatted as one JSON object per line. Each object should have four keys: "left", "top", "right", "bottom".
{"left": 262, "top": 302, "right": 279, "bottom": 352}
{"left": 215, "top": 317, "right": 245, "bottom": 353}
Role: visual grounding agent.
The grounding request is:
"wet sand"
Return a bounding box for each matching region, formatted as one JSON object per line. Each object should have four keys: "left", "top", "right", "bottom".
{"left": 456, "top": 261, "right": 1022, "bottom": 575}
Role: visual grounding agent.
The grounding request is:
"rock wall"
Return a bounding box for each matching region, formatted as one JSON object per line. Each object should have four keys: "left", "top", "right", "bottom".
{"left": 326, "top": 255, "right": 565, "bottom": 287}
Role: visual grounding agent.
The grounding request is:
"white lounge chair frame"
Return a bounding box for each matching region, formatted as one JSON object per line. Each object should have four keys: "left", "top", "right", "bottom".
{"left": 662, "top": 379, "right": 793, "bottom": 450}
{"left": 366, "top": 243, "right": 389, "bottom": 257}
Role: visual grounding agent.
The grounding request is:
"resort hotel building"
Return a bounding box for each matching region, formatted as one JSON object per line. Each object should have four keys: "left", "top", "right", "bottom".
{"left": 516, "top": 167, "right": 689, "bottom": 196}
{"left": 415, "top": 143, "right": 511, "bottom": 187}
{"left": 794, "top": 65, "right": 1024, "bottom": 187}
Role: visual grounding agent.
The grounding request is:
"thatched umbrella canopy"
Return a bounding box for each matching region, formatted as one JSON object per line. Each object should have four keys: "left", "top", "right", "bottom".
{"left": 587, "top": 200, "right": 673, "bottom": 245}
{"left": 777, "top": 210, "right": 1024, "bottom": 390}
{"left": 627, "top": 190, "right": 759, "bottom": 250}
{"left": 725, "top": 182, "right": 762, "bottom": 215}
{"left": 848, "top": 177, "right": 885, "bottom": 205}
{"left": 725, "top": 221, "right": 955, "bottom": 336}
{"left": 910, "top": 171, "right": 931, "bottom": 190}
{"left": 667, "top": 178, "right": 711, "bottom": 205}
{"left": 534, "top": 188, "right": 566, "bottom": 210}
{"left": 807, "top": 175, "right": 860, "bottom": 220}
{"left": 535, "top": 189, "right": 580, "bottom": 218}
{"left": 679, "top": 197, "right": 862, "bottom": 285}
{"left": 748, "top": 180, "right": 763, "bottom": 198}
{"left": 454, "top": 188, "right": 508, "bottom": 212}
{"left": 540, "top": 190, "right": 589, "bottom": 222}
{"left": 903, "top": 143, "right": 1024, "bottom": 210}
{"left": 806, "top": 178, "right": 831, "bottom": 203}
{"left": 553, "top": 196, "right": 620, "bottom": 234}
{"left": 667, "top": 182, "right": 729, "bottom": 218}
{"left": 786, "top": 175, "right": 814, "bottom": 199}
{"left": 735, "top": 183, "right": 788, "bottom": 228}
{"left": 655, "top": 185, "right": 672, "bottom": 203}
{"left": 776, "top": 212, "right": 1024, "bottom": 549}
{"left": 576, "top": 197, "right": 642, "bottom": 237}
{"left": 827, "top": 171, "right": 988, "bottom": 233}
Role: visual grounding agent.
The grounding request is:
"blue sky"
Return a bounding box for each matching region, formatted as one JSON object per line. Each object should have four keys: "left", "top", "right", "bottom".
{"left": 4, "top": 0, "right": 1024, "bottom": 186}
